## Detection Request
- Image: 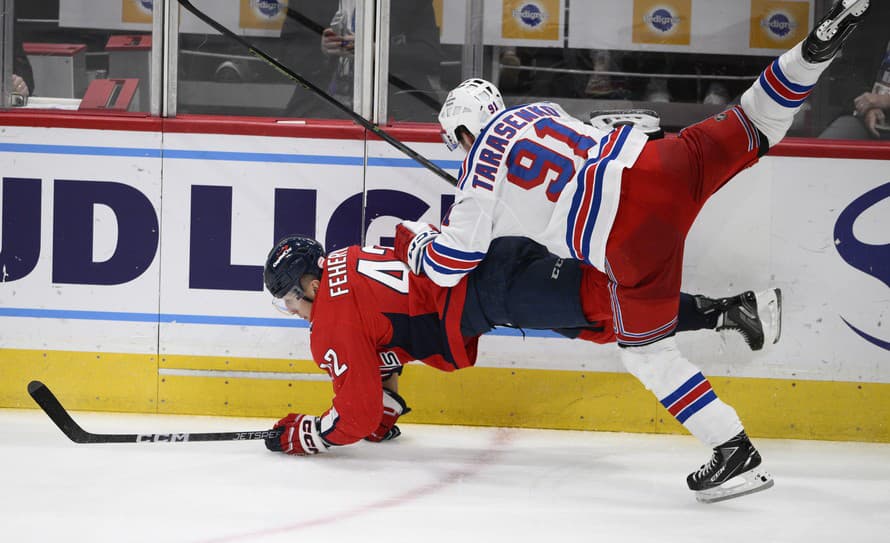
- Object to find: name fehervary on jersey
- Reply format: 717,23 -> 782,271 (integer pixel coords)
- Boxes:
326,248 -> 350,298
470,104 -> 560,191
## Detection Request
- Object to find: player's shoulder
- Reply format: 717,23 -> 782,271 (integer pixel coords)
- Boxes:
353,244 -> 398,261
336,244 -> 408,300
326,244 -> 397,272
493,101 -> 588,134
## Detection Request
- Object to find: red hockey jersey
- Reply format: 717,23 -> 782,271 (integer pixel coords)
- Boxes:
309,245 -> 478,446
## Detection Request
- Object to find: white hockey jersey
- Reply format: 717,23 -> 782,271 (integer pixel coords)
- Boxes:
420,102 -> 649,287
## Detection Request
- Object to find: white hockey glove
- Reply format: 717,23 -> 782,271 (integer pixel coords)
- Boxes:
589,109 -> 663,139
394,220 -> 439,275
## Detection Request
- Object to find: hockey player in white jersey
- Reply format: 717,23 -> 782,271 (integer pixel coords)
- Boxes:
394,1 -> 870,503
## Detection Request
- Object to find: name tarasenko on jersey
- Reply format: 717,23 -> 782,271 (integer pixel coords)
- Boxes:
469,103 -> 561,191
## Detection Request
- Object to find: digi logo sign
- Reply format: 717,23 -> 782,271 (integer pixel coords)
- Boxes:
0,178 -> 453,291
0,178 -> 159,285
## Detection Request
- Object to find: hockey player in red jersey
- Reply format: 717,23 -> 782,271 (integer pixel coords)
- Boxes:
262,237 -> 477,450
262,235 -> 781,454
394,1 -> 870,503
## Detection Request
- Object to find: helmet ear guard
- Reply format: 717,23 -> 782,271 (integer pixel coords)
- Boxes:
440,122 -> 464,152
438,78 -> 505,150
264,236 -> 326,298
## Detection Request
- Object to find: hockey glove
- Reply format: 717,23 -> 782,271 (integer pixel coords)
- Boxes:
394,220 -> 439,275
365,389 -> 411,442
265,413 -> 329,455
589,109 -> 663,139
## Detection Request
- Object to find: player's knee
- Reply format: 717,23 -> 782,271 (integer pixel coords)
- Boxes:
619,337 -> 683,389
740,88 -> 789,149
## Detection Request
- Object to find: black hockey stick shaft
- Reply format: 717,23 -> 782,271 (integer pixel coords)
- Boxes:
27,381 -> 282,444
177,0 -> 458,188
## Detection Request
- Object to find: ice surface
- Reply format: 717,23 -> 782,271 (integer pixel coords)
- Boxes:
1,408 -> 888,543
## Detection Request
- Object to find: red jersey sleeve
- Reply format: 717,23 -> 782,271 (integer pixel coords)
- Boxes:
311,321 -> 385,446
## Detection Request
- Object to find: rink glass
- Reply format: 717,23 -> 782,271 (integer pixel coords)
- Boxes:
1,0 -> 883,138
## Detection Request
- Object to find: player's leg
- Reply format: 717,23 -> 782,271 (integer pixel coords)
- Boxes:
461,237 -> 594,337
602,242 -> 774,501
619,335 -> 773,502
740,0 -> 870,147
643,0 -> 871,205
464,238 -> 782,352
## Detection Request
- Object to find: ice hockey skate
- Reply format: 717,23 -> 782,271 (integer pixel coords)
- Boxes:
712,289 -> 782,351
687,431 -> 774,504
803,0 -> 870,63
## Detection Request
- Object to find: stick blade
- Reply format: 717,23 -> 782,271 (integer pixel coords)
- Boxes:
27,380 -> 98,443
27,380 -> 281,445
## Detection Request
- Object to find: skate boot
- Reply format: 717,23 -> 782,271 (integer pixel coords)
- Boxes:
697,289 -> 782,351
687,431 -> 774,504
803,0 -> 870,63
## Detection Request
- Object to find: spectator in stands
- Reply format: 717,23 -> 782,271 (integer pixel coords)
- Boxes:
12,34 -> 35,99
819,87 -> 890,140
281,0 -> 443,122
818,0 -> 890,140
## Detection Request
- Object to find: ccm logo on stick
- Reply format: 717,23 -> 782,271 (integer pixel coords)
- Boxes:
138,433 -> 189,442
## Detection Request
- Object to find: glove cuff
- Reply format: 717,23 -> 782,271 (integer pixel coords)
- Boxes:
407,230 -> 438,275
382,388 -> 411,416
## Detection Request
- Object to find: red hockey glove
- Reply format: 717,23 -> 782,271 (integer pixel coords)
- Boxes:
265,413 -> 328,455
394,220 -> 439,275
365,389 -> 411,442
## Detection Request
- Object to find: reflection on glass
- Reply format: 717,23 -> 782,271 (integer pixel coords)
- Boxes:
177,1 -> 356,119
278,0 -> 355,119
383,0 -> 444,123
436,0 -> 886,140
2,0 -> 886,140
10,0 -> 153,112
817,1 -> 890,141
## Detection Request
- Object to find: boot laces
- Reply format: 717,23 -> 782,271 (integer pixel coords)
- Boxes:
694,451 -> 722,480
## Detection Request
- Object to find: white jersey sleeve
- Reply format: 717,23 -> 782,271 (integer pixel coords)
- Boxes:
421,190 -> 494,287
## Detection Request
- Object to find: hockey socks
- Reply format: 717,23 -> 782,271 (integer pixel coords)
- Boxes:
741,0 -> 869,146
619,337 -> 744,447
740,42 -> 830,147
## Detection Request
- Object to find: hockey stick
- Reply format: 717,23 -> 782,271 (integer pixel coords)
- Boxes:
27,380 -> 282,444
177,0 -> 458,188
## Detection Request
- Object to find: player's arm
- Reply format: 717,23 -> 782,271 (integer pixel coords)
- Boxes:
266,324 -> 389,455
396,194 -> 493,287
382,372 -> 399,394
366,372 -> 411,442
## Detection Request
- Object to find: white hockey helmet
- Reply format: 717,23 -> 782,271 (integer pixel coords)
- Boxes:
438,78 -> 505,151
